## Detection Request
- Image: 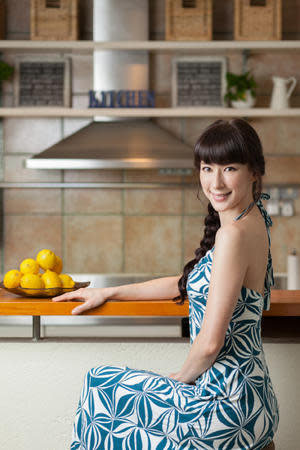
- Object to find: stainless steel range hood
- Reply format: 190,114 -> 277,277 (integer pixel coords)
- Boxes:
26,120 -> 193,169
25,0 -> 193,170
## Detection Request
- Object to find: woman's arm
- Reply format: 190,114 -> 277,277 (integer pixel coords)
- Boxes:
105,275 -> 181,301
169,225 -> 248,384
53,275 -> 181,315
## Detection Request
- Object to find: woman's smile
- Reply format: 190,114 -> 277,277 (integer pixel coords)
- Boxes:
211,192 -> 231,202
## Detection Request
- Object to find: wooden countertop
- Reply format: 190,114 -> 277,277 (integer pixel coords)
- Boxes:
0,289 -> 300,316
0,288 -> 187,316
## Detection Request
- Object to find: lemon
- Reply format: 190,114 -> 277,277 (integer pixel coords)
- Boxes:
36,249 -> 57,271
20,273 -> 45,295
3,269 -> 22,289
20,258 -> 39,275
53,255 -> 63,274
41,270 -> 62,288
59,273 -> 75,289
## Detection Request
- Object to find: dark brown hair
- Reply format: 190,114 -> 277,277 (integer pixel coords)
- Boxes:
174,118 -> 265,304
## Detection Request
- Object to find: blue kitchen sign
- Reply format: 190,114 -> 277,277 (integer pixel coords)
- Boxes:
89,90 -> 155,108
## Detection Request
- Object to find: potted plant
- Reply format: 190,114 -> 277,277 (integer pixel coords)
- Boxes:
0,60 -> 14,105
224,71 -> 257,109
0,60 -> 14,82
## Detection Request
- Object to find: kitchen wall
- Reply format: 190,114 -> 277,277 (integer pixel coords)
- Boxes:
1,0 -> 300,276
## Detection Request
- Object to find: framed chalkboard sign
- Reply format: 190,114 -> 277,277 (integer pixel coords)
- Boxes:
14,56 -> 71,107
172,56 -> 227,107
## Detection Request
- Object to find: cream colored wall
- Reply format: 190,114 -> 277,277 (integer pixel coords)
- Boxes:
0,340 -> 298,450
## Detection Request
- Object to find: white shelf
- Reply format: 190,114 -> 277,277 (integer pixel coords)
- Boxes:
0,182 -> 195,189
0,40 -> 300,53
1,107 -> 300,118
1,40 -> 300,119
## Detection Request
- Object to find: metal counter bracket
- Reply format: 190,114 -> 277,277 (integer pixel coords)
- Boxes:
32,316 -> 41,342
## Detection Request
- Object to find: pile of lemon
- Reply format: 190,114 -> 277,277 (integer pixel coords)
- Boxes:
3,249 -> 75,295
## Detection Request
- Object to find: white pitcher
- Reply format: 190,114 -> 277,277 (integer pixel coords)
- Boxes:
270,76 -> 297,109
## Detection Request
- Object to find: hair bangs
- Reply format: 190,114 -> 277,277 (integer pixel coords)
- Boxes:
194,121 -> 250,169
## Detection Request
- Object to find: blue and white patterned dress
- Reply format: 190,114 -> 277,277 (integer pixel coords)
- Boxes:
71,193 -> 279,450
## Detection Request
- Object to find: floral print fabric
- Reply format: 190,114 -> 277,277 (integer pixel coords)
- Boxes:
71,194 -> 279,449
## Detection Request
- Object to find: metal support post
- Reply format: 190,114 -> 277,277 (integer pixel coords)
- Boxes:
32,316 -> 41,342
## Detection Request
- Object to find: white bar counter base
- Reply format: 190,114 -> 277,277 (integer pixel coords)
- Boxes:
0,339 -> 298,450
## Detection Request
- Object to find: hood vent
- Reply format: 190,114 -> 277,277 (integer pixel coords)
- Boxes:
25,0 -> 193,170
26,120 -> 193,169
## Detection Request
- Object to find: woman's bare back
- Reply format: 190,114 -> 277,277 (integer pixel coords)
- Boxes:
233,203 -> 269,296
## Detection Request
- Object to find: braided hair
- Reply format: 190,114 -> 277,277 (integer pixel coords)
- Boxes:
174,119 -> 265,305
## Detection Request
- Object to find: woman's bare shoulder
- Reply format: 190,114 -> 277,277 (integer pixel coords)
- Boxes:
215,223 -> 247,251
215,211 -> 267,263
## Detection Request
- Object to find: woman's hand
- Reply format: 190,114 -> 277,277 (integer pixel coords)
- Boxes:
168,371 -> 196,385
52,288 -> 107,315
168,372 -> 183,382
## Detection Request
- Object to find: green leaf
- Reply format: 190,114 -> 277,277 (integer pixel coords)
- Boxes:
0,61 -> 14,81
225,70 -> 257,101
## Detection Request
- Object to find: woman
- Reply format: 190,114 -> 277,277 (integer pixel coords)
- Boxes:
54,119 -> 279,449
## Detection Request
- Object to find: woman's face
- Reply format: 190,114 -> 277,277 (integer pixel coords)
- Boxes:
199,161 -> 256,213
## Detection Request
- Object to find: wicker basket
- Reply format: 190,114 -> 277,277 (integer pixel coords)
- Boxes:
234,0 -> 282,41
30,0 -> 79,41
165,0 -> 212,41
0,0 -> 5,40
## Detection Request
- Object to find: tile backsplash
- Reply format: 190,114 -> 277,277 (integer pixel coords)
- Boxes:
1,0 -> 300,276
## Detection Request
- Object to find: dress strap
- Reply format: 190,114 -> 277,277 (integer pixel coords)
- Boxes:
234,200 -> 255,221
255,192 -> 274,311
255,192 -> 273,230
